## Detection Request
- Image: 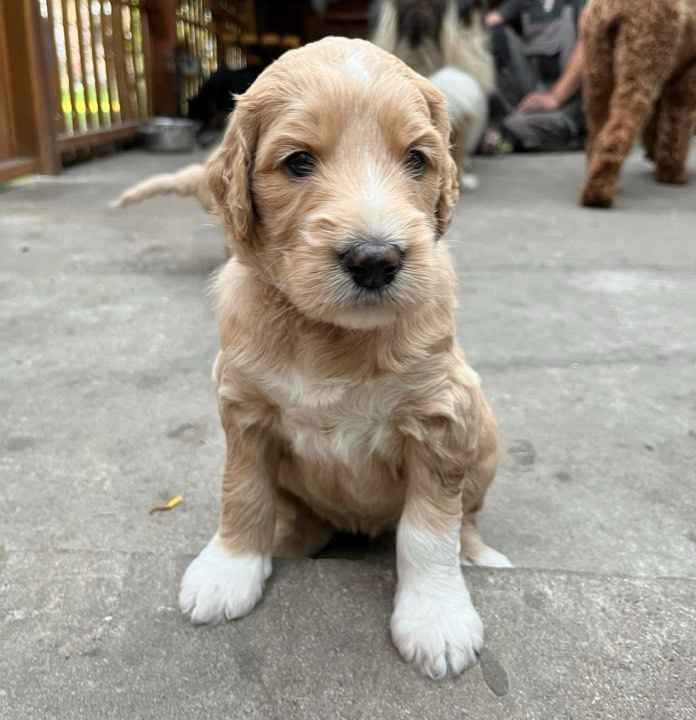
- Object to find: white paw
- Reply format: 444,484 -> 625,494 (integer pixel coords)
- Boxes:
461,545 -> 513,569
391,578 -> 483,679
459,173 -> 480,191
179,537 -> 270,624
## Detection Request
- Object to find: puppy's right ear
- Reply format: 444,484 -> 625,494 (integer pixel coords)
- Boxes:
207,96 -> 257,247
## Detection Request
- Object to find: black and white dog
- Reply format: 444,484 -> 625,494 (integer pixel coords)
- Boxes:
372,0 -> 495,189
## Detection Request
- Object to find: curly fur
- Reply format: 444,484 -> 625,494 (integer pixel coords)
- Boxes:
581,0 -> 696,208
180,37 -> 509,679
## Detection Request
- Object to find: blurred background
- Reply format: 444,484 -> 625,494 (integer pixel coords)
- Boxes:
0,0 -> 371,181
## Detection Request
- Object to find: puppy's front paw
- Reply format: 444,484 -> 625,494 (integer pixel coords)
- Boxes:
179,537 -> 271,624
391,579 -> 483,679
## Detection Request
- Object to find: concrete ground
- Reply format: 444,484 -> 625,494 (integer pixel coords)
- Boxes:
1,147 -> 695,719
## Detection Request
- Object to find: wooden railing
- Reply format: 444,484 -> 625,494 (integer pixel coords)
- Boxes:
0,0 -> 367,181
42,0 -> 152,151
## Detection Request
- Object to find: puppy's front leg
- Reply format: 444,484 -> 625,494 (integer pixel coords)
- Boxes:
180,411 -> 275,624
391,442 -> 483,679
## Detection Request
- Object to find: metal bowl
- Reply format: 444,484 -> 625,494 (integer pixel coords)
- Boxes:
140,117 -> 198,153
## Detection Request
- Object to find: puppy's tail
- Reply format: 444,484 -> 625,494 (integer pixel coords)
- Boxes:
110,163 -> 214,212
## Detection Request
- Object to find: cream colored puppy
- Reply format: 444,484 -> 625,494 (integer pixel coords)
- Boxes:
179,36 -> 510,680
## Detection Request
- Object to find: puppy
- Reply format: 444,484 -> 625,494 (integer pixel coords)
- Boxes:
179,37 -> 510,680
372,0 -> 495,189
581,0 -> 696,208
187,64 -> 264,143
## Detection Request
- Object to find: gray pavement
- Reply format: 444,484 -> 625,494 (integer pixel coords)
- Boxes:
1,147 -> 695,719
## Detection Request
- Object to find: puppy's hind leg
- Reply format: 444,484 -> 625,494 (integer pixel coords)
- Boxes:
653,64 -> 696,186
460,518 -> 512,568
458,421 -> 512,569
272,482 -> 334,558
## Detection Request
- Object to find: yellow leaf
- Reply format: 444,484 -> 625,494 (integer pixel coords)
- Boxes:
149,495 -> 182,514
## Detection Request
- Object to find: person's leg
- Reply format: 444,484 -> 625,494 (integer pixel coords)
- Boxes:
485,26 -> 542,154
502,95 -> 585,152
490,25 -> 539,115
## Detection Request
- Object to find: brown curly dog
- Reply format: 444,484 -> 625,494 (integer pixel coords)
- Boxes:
581,0 -> 696,208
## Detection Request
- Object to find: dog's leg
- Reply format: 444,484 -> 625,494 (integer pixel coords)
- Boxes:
653,64 -> 696,186
458,414 -> 511,568
460,518 -> 512,568
582,61 -> 613,166
581,26 -> 672,208
642,104 -> 662,164
451,119 -> 479,191
272,484 -> 334,558
179,407 -> 276,624
391,441 -> 483,680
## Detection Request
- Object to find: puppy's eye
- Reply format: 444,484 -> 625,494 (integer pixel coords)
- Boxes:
284,151 -> 316,179
405,148 -> 427,178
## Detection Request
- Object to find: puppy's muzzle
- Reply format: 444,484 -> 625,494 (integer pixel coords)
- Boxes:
341,240 -> 403,291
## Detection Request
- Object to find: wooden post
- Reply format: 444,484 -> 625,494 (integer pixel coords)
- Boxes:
141,5 -> 154,116
29,0 -> 61,172
3,0 -> 61,174
100,0 -> 121,124
111,0 -> 134,121
148,0 -> 178,116
59,0 -> 80,131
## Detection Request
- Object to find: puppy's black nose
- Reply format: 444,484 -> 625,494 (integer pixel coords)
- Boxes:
341,241 -> 403,290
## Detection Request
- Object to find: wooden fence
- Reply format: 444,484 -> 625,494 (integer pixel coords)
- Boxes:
43,0 -> 152,150
0,0 -> 370,182
0,0 -> 240,178
0,0 -> 153,179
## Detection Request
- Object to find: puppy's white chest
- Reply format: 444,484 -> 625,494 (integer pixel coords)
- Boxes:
264,371 -> 401,466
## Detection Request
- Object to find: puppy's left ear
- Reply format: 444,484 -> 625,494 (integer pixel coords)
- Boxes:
436,140 -> 460,238
417,79 -> 459,238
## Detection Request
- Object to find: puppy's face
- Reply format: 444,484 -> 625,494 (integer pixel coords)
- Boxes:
209,38 -> 458,329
